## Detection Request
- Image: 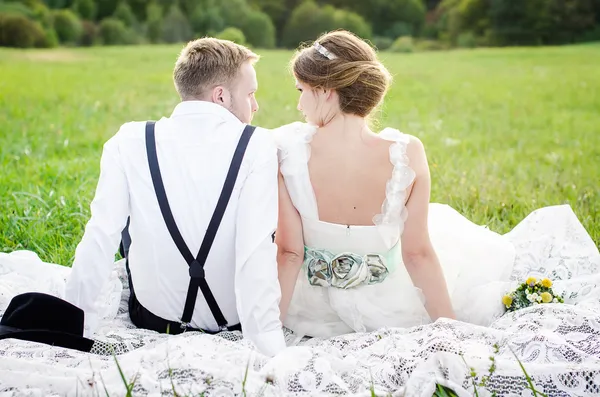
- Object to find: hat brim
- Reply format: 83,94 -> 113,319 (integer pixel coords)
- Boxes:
0,325 -> 94,352
0,324 -> 20,334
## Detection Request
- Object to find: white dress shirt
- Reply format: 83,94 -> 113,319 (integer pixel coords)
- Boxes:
64,101 -> 286,356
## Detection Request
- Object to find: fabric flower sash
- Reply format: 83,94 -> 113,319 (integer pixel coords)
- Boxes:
303,244 -> 400,289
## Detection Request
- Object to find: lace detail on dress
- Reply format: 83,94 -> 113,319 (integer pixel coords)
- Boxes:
372,128 -> 416,234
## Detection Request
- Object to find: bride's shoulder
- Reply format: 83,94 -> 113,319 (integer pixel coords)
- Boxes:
377,127 -> 425,157
269,121 -> 317,151
375,127 -> 429,177
378,127 -> 416,144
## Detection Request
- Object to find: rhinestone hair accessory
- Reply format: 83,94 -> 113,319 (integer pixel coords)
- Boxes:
313,42 -> 337,60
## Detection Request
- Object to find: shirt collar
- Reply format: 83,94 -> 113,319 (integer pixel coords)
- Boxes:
170,100 -> 240,122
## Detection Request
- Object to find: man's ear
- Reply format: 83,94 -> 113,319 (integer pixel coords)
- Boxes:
211,86 -> 225,104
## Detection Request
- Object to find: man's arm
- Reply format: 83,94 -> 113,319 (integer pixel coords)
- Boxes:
234,131 -> 286,357
64,129 -> 130,337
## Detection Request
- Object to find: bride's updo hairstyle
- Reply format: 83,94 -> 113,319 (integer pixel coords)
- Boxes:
291,30 -> 392,118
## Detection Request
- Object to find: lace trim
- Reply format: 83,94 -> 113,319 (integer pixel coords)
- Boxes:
372,128 -> 416,231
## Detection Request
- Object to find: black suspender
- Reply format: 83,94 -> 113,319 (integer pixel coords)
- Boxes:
145,121 -> 255,330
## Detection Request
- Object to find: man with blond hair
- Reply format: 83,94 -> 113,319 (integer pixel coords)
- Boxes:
64,38 -> 286,356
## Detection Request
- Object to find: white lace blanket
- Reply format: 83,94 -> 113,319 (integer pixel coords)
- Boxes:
1,205 -> 600,397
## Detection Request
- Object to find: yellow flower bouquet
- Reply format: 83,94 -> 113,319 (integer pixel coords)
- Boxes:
502,277 -> 564,312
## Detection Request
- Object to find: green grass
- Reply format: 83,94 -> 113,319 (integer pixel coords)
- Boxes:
1,44 -> 599,266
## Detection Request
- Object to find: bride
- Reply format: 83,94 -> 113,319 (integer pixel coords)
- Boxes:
273,30 -> 519,338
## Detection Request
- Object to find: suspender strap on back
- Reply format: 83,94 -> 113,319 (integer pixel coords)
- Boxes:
145,121 -> 256,330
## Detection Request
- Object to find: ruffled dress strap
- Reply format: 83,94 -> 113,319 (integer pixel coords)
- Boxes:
271,122 -> 319,219
372,128 -> 417,246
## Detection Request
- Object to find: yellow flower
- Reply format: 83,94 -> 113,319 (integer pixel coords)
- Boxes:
526,277 -> 537,286
502,295 -> 513,307
541,292 -> 553,303
541,278 -> 553,288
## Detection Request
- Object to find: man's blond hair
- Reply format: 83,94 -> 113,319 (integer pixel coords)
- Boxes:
173,38 -> 259,100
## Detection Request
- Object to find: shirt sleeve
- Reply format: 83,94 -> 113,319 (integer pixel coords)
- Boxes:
234,130 -> 286,357
64,128 -> 130,337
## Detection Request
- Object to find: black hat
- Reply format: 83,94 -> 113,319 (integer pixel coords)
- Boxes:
0,292 -> 94,352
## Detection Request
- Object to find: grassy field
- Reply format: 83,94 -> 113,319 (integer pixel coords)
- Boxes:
1,44 -> 599,266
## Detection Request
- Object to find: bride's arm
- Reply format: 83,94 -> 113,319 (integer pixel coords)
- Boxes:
401,137 -> 456,321
275,171 -> 305,321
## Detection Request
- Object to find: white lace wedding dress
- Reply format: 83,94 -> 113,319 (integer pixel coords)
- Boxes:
1,122 -> 600,396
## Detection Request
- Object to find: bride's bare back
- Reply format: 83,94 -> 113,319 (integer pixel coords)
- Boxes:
308,129 -> 396,226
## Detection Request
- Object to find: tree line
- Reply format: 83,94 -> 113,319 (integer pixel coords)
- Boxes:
1,0 -> 599,50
